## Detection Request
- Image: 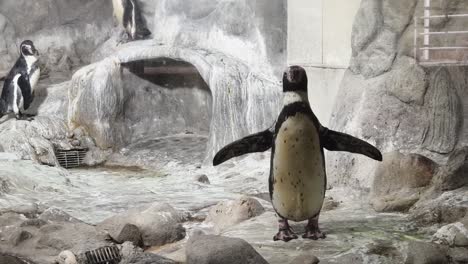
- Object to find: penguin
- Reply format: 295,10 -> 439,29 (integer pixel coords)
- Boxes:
213,66 -> 383,242
112,0 -> 151,41
0,40 -> 40,121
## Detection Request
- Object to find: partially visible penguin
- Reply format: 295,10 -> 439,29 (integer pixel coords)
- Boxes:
0,40 -> 40,121
213,66 -> 382,242
112,0 -> 151,41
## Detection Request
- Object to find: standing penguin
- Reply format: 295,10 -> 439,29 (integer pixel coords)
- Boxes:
112,0 -> 151,41
213,66 -> 382,242
0,40 -> 40,121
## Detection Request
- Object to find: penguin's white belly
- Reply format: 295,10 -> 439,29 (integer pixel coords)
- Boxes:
29,68 -> 40,93
271,113 -> 325,222
112,0 -> 125,25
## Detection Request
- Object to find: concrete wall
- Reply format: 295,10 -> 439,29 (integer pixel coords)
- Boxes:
288,0 -> 361,125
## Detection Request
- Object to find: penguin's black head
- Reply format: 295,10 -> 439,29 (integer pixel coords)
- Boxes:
283,65 -> 308,93
20,40 -> 39,57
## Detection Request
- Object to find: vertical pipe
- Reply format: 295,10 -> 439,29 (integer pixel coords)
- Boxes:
424,0 -> 431,60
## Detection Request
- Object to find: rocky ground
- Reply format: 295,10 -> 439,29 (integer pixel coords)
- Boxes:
0,134 -> 467,264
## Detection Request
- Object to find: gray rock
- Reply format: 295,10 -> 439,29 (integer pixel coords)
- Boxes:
432,147 -> 468,191
98,203 -> 186,247
186,234 -> 268,264
36,222 -> 109,254
0,212 -> 26,227
20,219 -> 47,228
119,241 -> 144,260
370,151 -> 436,212
384,56 -> 428,105
351,0 -> 382,55
318,253 -> 364,264
404,241 -> 449,264
322,196 -> 340,211
56,250 -> 77,264
8,229 -> 33,246
351,28 -> 397,78
290,254 -> 320,264
0,255 -> 29,264
4,203 -> 40,218
39,207 -> 82,224
193,174 -> 210,184
0,13 -> 17,73
432,222 -> 468,247
206,197 -> 265,232
382,0 -> 418,33
0,117 -> 70,166
409,187 -> 468,225
115,224 -> 143,247
449,247 -> 468,264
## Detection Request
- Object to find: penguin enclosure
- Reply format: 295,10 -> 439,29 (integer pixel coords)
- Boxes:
0,0 -> 468,264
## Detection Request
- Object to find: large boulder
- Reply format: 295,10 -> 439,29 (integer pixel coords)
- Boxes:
97,203 -> 187,247
0,208 -> 110,264
0,117 -> 70,166
205,197 -> 265,233
409,187 -> 468,225
432,222 -> 468,247
370,151 -> 437,212
403,241 -> 449,264
186,233 -> 268,264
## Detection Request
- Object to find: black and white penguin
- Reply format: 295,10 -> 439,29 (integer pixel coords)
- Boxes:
0,40 -> 40,121
213,66 -> 383,242
112,0 -> 151,41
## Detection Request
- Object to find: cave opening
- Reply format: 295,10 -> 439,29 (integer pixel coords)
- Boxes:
118,58 -> 213,165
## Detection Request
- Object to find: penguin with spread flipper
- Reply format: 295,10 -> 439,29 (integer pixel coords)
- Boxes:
213,65 -> 382,242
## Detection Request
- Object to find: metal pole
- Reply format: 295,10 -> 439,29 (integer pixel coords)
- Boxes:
424,0 -> 431,61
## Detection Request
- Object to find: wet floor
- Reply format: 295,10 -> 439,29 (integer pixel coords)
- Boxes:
0,134 -> 431,263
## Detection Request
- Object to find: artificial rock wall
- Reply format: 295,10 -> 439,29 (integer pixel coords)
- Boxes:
68,0 -> 287,161
0,0 -> 287,164
327,0 -> 468,190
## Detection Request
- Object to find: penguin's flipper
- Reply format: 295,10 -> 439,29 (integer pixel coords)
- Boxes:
320,127 -> 382,161
18,74 -> 32,110
213,127 -> 274,166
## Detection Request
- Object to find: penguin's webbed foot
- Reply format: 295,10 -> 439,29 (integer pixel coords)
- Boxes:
273,218 -> 298,242
15,114 -> 34,121
273,228 -> 298,242
302,216 -> 326,240
302,229 -> 326,240
117,31 -> 130,45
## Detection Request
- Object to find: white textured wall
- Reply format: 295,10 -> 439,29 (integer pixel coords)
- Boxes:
288,0 -> 361,125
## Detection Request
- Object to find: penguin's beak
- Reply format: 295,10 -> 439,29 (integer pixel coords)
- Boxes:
34,49 -> 39,56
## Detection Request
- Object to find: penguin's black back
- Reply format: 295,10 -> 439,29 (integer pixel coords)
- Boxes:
1,57 -> 27,99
